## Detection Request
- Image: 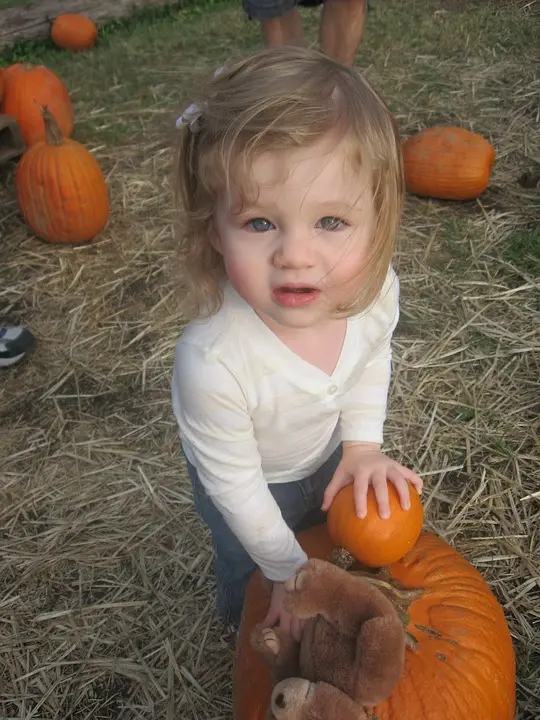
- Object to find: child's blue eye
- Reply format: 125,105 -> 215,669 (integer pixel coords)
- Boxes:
318,216 -> 348,231
247,218 -> 275,232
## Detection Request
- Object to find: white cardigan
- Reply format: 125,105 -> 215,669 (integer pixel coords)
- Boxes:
172,268 -> 399,581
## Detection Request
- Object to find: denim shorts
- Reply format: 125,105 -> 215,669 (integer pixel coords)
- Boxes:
243,0 -> 323,21
185,446 -> 342,628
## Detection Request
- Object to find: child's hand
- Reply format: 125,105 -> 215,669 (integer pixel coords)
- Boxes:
262,581 -> 305,641
322,442 -> 423,520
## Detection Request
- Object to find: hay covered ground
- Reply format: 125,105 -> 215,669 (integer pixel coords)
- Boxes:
0,0 -> 539,717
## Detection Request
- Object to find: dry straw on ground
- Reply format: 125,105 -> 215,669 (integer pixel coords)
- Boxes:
0,0 -> 539,718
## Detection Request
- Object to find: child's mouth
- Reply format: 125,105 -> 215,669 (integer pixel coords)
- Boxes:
272,286 -> 320,307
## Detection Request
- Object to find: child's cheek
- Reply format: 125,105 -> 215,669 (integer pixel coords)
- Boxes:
222,253 -> 255,301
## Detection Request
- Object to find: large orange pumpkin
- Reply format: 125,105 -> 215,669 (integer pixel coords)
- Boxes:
16,108 -> 109,244
3,63 -> 25,83
234,524 -> 515,720
2,64 -> 73,145
403,126 -> 496,201
327,482 -> 424,567
51,14 -> 97,52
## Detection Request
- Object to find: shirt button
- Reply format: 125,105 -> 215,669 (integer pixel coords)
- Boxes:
327,384 -> 338,395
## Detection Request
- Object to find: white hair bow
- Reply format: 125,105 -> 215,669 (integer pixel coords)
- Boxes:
176,66 -> 226,133
176,102 -> 203,132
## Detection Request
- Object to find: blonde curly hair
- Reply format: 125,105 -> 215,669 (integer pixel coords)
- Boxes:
174,46 -> 404,318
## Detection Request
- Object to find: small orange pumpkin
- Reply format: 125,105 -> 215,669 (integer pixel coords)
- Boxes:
234,524 -> 516,720
2,64 -> 73,145
16,108 -> 109,244
327,482 -> 424,567
403,126 -> 496,201
51,14 -> 97,52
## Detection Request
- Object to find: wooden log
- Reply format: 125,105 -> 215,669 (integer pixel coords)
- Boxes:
0,0 -> 180,50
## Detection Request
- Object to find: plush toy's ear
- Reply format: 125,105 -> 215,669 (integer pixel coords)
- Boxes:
353,610 -> 405,706
271,679 -> 368,720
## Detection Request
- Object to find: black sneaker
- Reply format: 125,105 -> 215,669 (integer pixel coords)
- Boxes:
0,327 -> 35,367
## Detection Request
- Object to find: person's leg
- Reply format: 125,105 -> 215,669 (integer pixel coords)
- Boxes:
187,458 -> 257,629
0,326 -> 35,368
243,0 -> 304,48
261,9 -> 304,47
319,0 -> 367,66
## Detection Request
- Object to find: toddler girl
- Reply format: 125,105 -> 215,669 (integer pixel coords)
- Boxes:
171,47 -> 422,639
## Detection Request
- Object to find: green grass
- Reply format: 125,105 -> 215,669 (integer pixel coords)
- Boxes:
0,0 -> 34,8
504,226 -> 540,275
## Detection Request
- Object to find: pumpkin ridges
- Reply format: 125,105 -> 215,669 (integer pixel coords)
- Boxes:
22,145 -> 53,239
75,141 -> 106,235
378,654 -> 464,720
403,125 -> 495,201
44,145 -> 61,239
388,532 -> 515,719
54,144 -> 108,240
53,144 -> 72,239
16,109 -> 109,244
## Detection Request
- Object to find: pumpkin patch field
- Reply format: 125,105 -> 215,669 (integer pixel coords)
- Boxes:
0,1 -> 538,719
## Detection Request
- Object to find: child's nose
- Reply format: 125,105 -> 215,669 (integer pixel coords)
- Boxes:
273,230 -> 314,269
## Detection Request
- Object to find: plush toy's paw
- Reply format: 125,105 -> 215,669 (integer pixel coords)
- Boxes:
251,625 -> 281,659
251,624 -> 301,680
271,678 -> 314,718
271,679 -> 368,720
283,559 -> 333,619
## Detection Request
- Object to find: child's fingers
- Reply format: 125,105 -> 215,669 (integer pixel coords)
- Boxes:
353,472 -> 370,518
278,611 -> 293,637
402,466 -> 423,494
262,604 -> 279,629
291,616 -> 305,642
321,463 -> 350,511
262,584 -> 284,628
371,470 -> 390,519
387,468 -> 410,510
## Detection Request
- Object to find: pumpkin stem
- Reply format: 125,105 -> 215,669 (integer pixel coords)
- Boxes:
42,106 -> 64,146
330,547 -> 355,570
349,574 -> 424,605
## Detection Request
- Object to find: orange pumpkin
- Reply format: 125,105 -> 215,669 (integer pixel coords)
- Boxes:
234,524 -> 516,720
51,14 -> 97,52
0,67 -> 4,102
327,482 -> 424,567
403,126 -> 496,201
16,108 -> 109,244
3,63 -> 25,83
2,64 -> 73,145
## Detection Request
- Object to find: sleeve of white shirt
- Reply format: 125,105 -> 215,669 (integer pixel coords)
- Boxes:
172,342 -> 308,582
339,270 -> 400,445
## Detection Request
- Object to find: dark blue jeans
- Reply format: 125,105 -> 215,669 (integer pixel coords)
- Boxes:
185,446 -> 342,629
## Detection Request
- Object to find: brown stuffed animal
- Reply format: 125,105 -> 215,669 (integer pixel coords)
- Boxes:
251,558 -> 405,719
